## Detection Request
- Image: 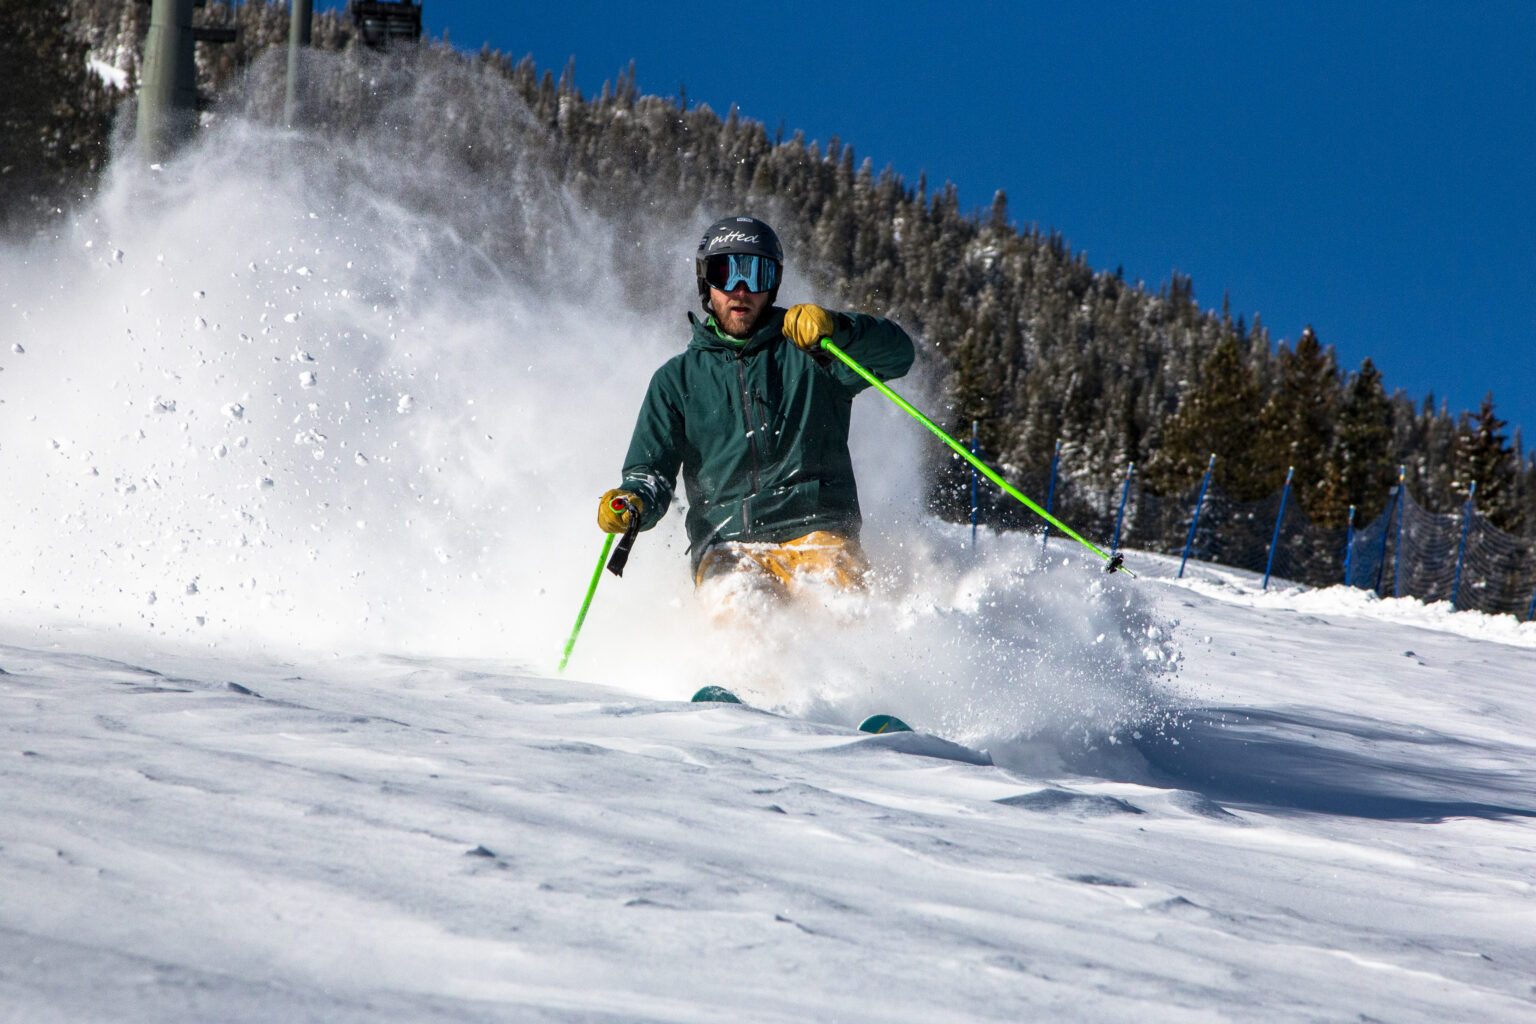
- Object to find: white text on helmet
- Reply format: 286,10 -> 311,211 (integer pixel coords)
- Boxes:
708,231 -> 762,251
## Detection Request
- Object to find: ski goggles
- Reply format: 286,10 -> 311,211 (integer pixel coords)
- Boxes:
703,252 -> 780,293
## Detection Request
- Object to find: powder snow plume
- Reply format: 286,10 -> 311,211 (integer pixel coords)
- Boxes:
0,51 -> 1178,748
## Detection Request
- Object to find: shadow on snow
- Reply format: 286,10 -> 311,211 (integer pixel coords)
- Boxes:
1122,707 -> 1536,822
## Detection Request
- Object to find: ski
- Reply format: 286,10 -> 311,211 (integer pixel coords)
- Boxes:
857,714 -> 913,734
690,686 -> 911,734
690,685 -> 742,704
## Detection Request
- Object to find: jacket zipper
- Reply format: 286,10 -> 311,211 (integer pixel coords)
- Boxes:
736,354 -> 763,537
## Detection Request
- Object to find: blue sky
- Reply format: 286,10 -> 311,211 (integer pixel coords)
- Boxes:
423,1 -> 1536,452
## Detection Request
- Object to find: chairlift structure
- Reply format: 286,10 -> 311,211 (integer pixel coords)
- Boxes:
136,0 -> 238,158
352,0 -> 423,49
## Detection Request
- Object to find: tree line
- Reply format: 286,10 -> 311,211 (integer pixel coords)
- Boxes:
8,0 -> 1534,540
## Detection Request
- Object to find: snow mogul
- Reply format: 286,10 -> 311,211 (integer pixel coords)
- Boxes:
597,215 -> 914,611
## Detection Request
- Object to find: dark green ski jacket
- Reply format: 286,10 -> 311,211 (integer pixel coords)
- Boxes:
619,307 -> 914,570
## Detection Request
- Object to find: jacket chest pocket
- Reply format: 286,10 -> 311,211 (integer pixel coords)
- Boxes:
748,389 -> 790,454
748,360 -> 801,456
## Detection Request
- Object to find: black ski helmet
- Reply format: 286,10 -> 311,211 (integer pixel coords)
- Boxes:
695,215 -> 783,312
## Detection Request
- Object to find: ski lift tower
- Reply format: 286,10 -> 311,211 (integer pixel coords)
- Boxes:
285,0 -> 312,127
352,0 -> 424,49
136,0 -> 238,159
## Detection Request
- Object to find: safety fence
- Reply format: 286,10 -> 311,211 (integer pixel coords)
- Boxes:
959,440 -> 1536,620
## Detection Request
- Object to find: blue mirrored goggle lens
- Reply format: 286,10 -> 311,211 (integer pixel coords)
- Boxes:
705,253 -> 779,293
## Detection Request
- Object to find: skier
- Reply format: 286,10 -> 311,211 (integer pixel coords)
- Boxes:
598,215 -> 915,611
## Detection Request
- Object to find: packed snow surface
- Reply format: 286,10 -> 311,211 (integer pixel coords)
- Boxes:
2,56 -> 1533,1021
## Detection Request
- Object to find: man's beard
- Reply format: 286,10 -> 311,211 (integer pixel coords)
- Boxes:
717,305 -> 767,339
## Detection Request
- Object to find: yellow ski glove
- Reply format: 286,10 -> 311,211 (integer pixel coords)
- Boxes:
782,304 -> 834,351
597,489 -> 642,534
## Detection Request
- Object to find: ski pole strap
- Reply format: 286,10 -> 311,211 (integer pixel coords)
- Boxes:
819,338 -> 1130,575
606,500 -> 642,577
558,531 -> 617,674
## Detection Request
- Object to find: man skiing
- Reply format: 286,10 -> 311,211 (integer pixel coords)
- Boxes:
598,215 -> 914,609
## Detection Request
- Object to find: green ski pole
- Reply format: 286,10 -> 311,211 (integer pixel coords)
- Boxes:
558,532 -> 615,674
558,497 -> 641,673
819,338 -> 1131,576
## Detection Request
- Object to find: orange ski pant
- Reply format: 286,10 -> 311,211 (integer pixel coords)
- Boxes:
694,531 -> 869,599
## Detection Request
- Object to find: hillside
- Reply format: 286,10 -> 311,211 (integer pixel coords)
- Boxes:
4,2 -> 1534,579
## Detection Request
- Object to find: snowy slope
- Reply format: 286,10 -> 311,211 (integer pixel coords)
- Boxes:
3,62 -> 1534,1020
2,555 -> 1533,1022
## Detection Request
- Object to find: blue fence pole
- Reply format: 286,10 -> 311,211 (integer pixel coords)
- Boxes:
1111,462 -> 1134,554
969,420 -> 979,550
1179,454 -> 1216,580
1374,468 -> 1405,596
1372,493 -> 1390,594
1040,440 -> 1062,554
1528,588 -> 1536,623
1263,466 -> 1294,590
1451,481 -> 1476,610
1391,466 -> 1408,599
1344,505 -> 1356,586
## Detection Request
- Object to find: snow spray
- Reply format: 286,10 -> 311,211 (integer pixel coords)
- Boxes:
0,49 -> 1180,759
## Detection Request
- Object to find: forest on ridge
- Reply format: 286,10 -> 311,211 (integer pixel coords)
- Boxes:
6,0 -> 1534,557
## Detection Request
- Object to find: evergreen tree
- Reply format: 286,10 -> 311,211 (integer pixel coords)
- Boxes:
1143,337 -> 1267,498
0,0 -> 119,234
1412,397 -> 1459,512
1454,395 -> 1524,533
1258,325 -> 1340,518
1313,358 -> 1396,527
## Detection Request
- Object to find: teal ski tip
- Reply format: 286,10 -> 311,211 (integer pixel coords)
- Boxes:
691,685 -> 742,704
858,714 -> 913,734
